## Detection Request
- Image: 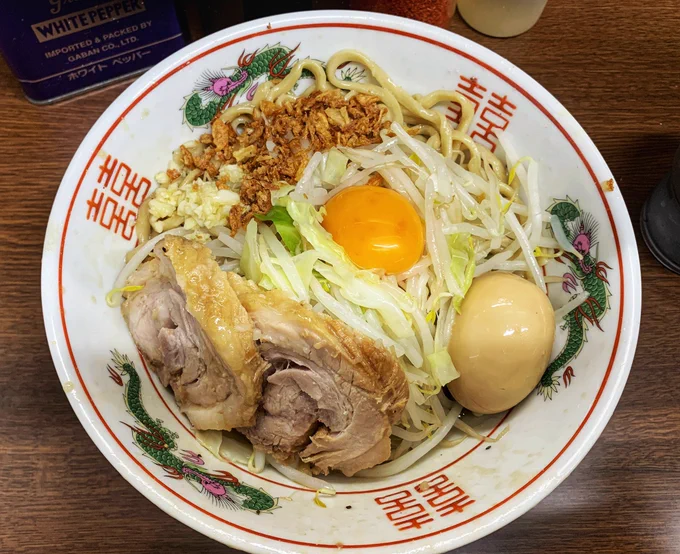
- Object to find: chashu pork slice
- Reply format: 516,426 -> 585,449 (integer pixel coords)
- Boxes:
228,272 -> 409,477
121,236 -> 268,430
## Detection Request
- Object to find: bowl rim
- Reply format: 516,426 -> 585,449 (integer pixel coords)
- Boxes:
41,9 -> 642,553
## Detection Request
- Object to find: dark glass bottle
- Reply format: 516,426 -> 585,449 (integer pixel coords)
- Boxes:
641,145 -> 680,274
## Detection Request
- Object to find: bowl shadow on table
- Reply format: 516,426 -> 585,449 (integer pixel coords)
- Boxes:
460,455 -> 670,554
605,132 -> 680,231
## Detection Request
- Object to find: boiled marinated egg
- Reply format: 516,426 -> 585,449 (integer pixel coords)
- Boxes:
321,186 -> 424,274
447,272 -> 555,414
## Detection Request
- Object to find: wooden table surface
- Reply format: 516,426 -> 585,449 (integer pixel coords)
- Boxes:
2,1 -> 679,552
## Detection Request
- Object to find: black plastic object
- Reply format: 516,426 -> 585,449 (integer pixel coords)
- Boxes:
641,145 -> 680,274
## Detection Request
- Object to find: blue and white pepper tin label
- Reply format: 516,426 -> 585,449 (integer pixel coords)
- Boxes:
0,0 -> 186,103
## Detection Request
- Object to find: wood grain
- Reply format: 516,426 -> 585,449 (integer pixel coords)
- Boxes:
1,1 -> 679,552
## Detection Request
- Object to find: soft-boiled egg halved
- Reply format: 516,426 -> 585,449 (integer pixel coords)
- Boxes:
321,185 -> 424,274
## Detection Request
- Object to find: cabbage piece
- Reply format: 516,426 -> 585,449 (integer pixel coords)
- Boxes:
310,278 -> 403,355
448,233 -> 476,312
312,270 -> 332,293
314,263 -> 415,340
287,201 -> 412,304
270,184 -> 295,206
259,224 -> 308,302
255,206 -> 302,254
286,199 -> 420,363
427,350 -> 460,387
286,200 -> 350,267
293,251 -> 320,289
322,147 -> 349,186
240,219 -> 262,283
258,234 -> 296,297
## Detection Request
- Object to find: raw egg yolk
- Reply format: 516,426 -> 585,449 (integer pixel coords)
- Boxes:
322,186 -> 424,274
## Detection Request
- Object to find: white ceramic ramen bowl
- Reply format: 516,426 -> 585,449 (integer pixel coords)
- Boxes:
41,10 -> 641,553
